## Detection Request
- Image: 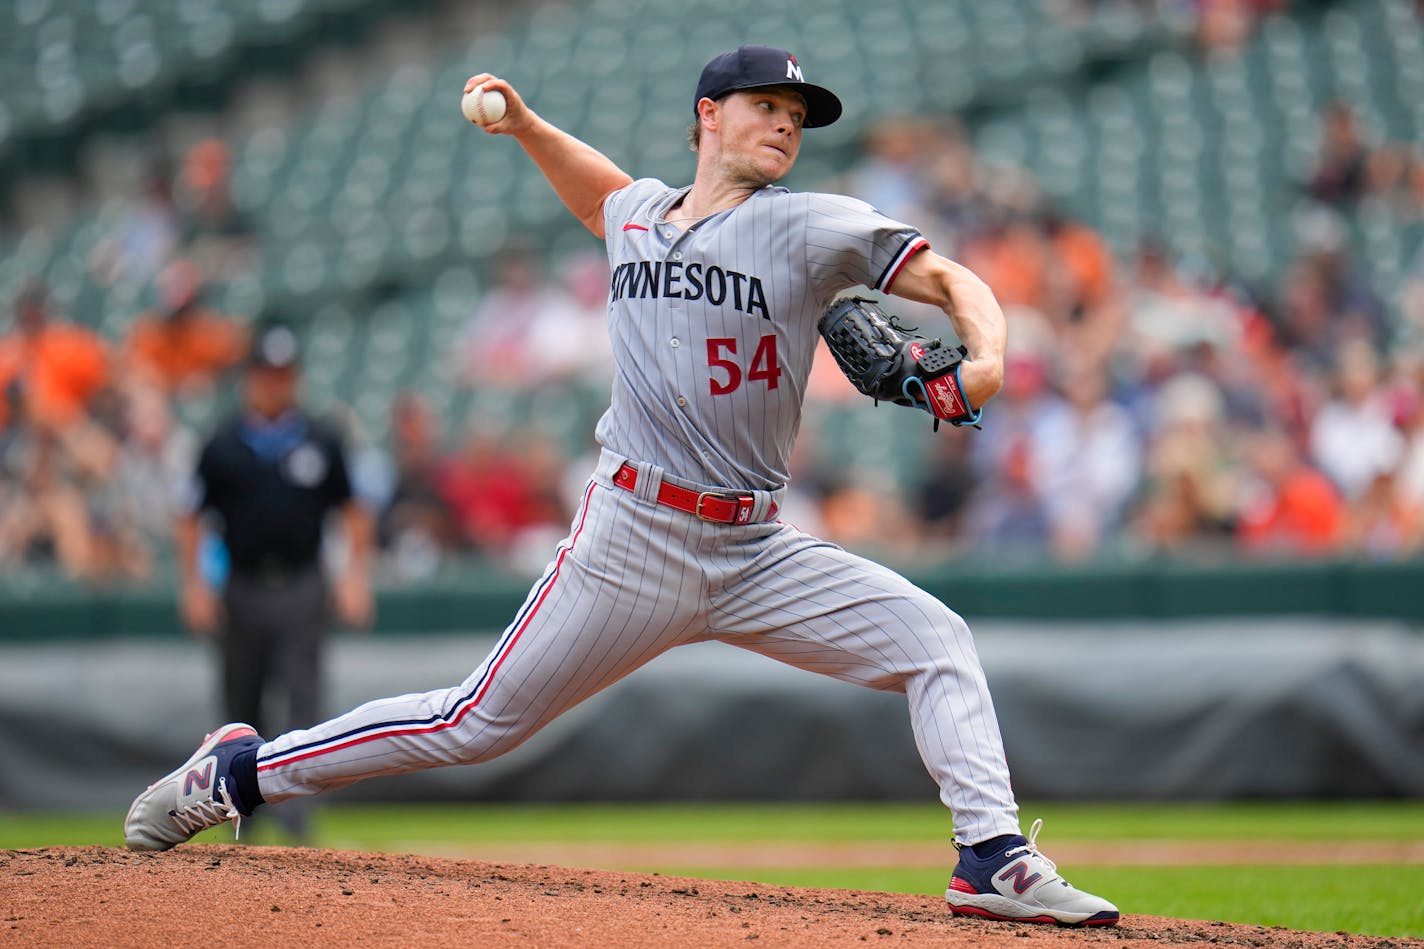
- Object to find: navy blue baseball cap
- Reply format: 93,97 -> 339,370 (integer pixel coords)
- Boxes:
694,45 -> 842,128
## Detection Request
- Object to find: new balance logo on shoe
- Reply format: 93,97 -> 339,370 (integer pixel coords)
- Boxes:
998,860 -> 1043,895
183,761 -> 214,796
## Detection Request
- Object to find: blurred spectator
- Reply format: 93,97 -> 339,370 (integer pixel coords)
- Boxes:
124,258 -> 249,395
1195,0 -> 1281,55
1307,102 -> 1371,206
0,284 -> 140,583
175,138 -> 257,280
455,242 -> 575,388
438,422 -> 521,550
0,391 -> 145,583
1124,238 -> 1241,357
965,433 -> 1052,557
1130,374 -> 1239,555
1305,100 -> 1417,210
525,251 -> 615,388
506,432 -> 578,574
1032,363 -> 1141,561
437,422 -> 571,558
1395,364 -> 1424,524
378,391 -> 460,579
1236,425 -> 1343,556
1309,340 -> 1405,502
68,389 -> 157,583
1041,207 -> 1123,363
970,311 -> 1059,483
847,117 -> 937,225
1342,469 -> 1420,558
962,324 -> 1060,557
89,162 -> 181,289
1273,209 -> 1388,367
958,211 -> 1051,318
816,466 -> 918,563
111,381 -> 198,551
913,426 -> 980,559
0,422 -> 93,578
779,424 -> 835,537
920,119 -> 983,252
0,282 -> 112,434
1401,242 -> 1424,345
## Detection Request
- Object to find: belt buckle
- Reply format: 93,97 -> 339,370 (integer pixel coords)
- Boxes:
695,491 -> 752,523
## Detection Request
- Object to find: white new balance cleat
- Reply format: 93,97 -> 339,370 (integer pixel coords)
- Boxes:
946,819 -> 1120,927
124,723 -> 264,851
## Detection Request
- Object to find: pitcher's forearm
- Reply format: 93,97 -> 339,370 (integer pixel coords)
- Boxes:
464,72 -> 632,237
942,263 -> 1007,402
891,251 -> 1007,407
512,116 -> 633,236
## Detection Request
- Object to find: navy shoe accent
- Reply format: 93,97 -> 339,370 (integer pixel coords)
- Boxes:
229,745 -> 265,813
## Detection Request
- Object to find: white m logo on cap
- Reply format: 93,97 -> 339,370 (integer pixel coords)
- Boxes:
786,59 -> 803,81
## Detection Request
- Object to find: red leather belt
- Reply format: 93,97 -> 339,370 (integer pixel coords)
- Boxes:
613,462 -> 775,525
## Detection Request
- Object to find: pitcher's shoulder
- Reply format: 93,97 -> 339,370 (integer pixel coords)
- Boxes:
605,178 -> 683,232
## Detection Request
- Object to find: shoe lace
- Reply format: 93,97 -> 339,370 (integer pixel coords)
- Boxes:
1005,817 -> 1057,874
169,776 -> 244,839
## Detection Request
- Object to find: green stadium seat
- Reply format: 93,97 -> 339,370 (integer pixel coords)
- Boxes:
3,0 -> 1419,487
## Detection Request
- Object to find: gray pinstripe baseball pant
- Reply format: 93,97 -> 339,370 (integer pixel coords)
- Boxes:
254,449 -> 1021,845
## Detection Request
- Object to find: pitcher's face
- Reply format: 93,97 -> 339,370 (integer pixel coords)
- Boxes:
709,87 -> 806,186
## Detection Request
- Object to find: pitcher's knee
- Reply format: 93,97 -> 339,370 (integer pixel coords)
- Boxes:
906,609 -> 979,671
442,711 -> 546,766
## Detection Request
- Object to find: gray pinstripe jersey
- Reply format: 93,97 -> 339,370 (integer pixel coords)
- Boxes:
596,178 -> 929,491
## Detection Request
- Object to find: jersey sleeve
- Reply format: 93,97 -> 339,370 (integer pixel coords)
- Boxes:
803,193 -> 929,300
601,177 -> 672,237
315,423 -> 355,507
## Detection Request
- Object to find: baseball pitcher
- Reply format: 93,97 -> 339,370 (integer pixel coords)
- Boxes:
126,44 -> 1118,927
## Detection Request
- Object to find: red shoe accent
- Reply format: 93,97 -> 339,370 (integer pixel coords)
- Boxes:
203,726 -> 258,743
948,903 -> 1120,928
948,877 -> 979,894
947,904 -> 1057,925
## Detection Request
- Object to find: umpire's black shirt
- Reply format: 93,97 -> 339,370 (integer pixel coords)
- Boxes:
191,410 -> 353,573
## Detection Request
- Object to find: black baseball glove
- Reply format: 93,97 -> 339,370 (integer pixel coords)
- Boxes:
818,296 -> 982,430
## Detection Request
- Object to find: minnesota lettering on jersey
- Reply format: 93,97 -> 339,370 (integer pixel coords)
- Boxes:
609,260 -> 770,320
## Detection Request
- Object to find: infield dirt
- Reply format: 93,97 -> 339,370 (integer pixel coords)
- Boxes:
4,845 -> 1419,948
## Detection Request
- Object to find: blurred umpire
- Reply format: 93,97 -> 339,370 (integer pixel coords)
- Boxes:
176,323 -> 374,840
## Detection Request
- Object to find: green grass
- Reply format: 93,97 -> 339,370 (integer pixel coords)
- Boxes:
5,801 -> 1422,937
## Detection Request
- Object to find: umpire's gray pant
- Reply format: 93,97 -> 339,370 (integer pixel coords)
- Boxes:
222,562 -> 328,838
222,563 -> 329,735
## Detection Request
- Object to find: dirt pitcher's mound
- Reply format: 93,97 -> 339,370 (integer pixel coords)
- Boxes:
3,846 -> 1416,948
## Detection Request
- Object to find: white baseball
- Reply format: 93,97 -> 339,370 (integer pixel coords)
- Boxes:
461,86 -> 506,127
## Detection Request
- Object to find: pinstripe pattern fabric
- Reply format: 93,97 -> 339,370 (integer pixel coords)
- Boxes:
596,179 -> 927,491
256,451 -> 1020,843
251,176 -> 1023,846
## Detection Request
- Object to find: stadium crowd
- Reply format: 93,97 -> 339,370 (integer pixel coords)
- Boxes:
3,102 -> 1424,586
